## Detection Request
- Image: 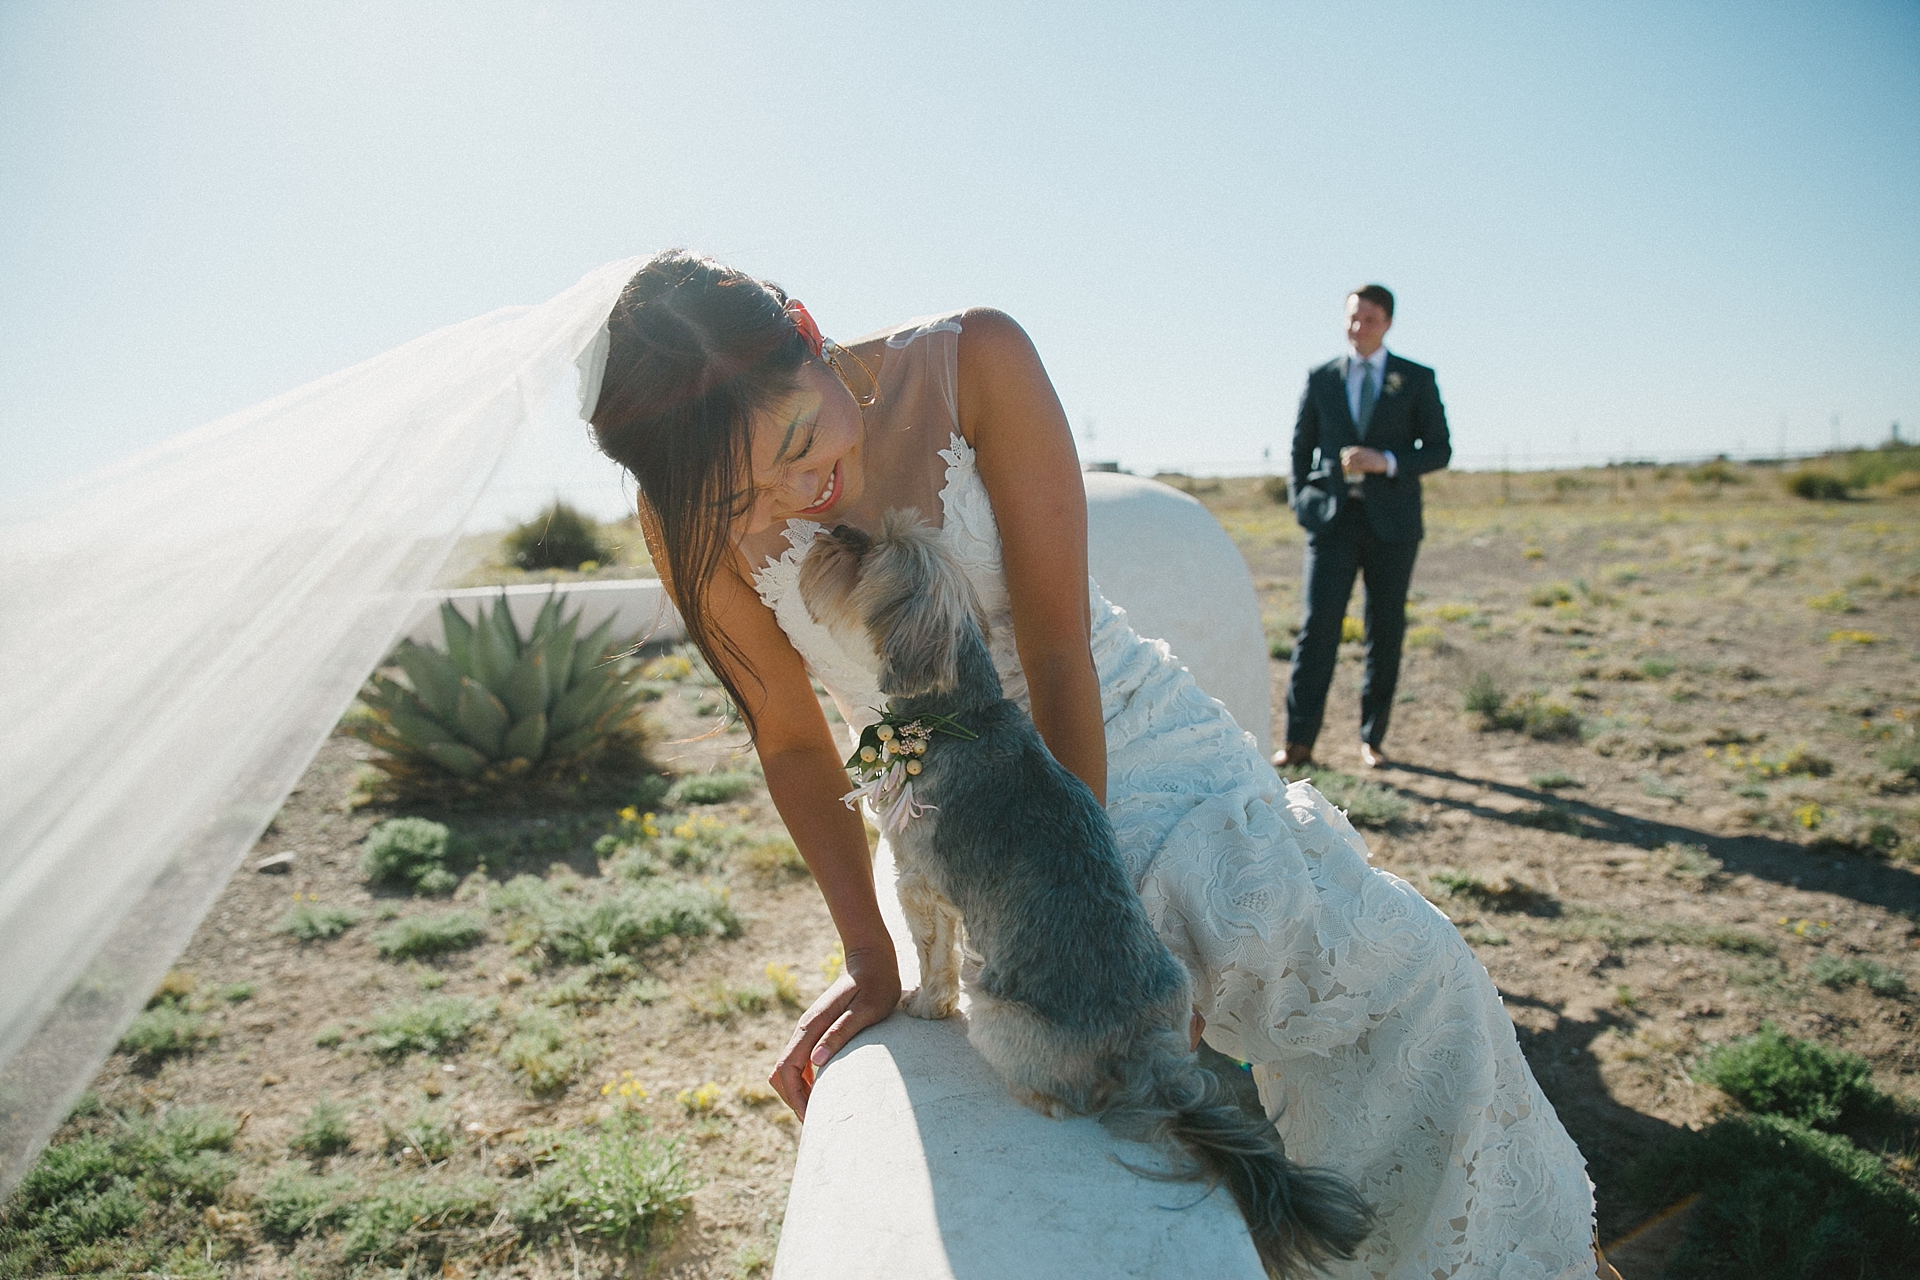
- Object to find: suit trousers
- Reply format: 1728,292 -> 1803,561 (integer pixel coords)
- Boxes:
1285,502 -> 1421,749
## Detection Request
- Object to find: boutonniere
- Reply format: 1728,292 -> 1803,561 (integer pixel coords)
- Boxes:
1384,371 -> 1405,396
841,711 -> 978,832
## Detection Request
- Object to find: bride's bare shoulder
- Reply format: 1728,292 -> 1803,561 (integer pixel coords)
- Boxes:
954,308 -> 1047,393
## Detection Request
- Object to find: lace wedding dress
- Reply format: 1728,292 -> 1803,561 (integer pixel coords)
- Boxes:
746,316 -> 1599,1280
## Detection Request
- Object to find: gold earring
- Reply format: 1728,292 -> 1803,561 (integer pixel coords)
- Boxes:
821,339 -> 879,409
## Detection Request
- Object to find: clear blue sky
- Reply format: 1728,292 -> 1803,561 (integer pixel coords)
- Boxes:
4,1 -> 1916,519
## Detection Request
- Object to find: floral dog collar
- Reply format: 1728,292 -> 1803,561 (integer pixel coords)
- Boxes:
840,711 -> 976,834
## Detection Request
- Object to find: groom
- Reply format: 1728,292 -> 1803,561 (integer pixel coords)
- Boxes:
1277,285 -> 1450,770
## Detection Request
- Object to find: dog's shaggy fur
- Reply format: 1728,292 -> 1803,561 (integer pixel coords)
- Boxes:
800,512 -> 1374,1278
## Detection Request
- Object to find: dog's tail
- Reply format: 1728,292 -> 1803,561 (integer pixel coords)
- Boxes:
1104,1056 -> 1375,1278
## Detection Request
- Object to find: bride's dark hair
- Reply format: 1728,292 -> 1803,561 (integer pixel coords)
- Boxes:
589,250 -> 809,737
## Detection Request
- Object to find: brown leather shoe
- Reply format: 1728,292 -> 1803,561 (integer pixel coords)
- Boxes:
1272,743 -> 1315,771
1358,742 -> 1388,769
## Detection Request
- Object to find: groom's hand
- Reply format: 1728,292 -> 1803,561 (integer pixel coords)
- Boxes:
1340,445 -> 1391,475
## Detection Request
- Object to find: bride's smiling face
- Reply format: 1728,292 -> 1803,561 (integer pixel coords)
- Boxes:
737,360 -> 866,537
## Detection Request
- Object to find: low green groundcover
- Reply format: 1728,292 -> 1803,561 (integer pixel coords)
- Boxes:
1628,1113 -> 1920,1279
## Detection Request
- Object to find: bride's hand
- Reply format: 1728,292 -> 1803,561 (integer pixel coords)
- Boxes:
769,943 -> 901,1119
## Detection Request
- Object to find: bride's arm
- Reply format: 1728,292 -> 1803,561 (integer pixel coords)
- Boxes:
956,309 -> 1106,805
659,545 -> 901,1118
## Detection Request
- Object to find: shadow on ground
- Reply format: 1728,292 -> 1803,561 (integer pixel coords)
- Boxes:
1387,763 -> 1920,917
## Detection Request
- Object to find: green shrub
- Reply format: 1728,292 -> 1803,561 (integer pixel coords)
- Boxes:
345,593 -> 653,804
1513,694 -> 1582,741
1808,956 -> 1907,997
360,817 -> 460,894
1545,908 -> 1774,956
1514,801 -> 1582,833
382,1105 -> 457,1163
289,1098 -> 353,1158
504,500 -> 610,571
1806,588 -> 1857,613
514,1117 -> 695,1252
1306,769 -> 1411,829
254,1168 -> 497,1265
1528,770 -> 1578,790
1811,813 -> 1905,857
1688,457 -> 1745,486
740,834 -> 809,880
502,1009 -> 597,1097
1528,581 -> 1574,607
1404,624 -> 1444,650
638,812 -> 753,872
684,979 -> 772,1023
1472,682 -> 1582,740
364,996 -> 488,1060
1784,469 -> 1851,501
1428,869 -> 1545,912
1625,1114 -> 1920,1279
334,1175 -> 497,1264
276,902 -> 364,941
1640,772 -> 1687,800
0,1108 -> 240,1277
493,876 -> 738,965
254,1167 -> 356,1240
1879,737 -> 1920,782
118,1002 -> 212,1060
627,771 -> 671,810
372,910 -> 486,959
1651,843 -> 1723,885
1843,442 -> 1920,490
668,772 -> 758,806
1463,672 -> 1505,720
1693,1023 -> 1880,1128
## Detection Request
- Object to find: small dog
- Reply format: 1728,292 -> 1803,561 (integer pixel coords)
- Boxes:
799,512 -> 1373,1279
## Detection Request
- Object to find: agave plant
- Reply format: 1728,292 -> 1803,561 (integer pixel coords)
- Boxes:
349,594 -> 651,795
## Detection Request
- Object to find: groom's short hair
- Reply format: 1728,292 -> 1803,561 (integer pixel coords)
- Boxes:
1349,284 -> 1395,319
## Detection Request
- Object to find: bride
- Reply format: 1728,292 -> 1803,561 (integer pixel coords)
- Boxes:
586,251 -> 1608,1279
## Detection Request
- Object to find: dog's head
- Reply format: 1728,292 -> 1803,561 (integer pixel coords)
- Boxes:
798,509 -> 991,700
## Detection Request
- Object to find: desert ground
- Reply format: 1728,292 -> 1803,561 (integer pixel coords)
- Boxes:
6,455 -> 1917,1278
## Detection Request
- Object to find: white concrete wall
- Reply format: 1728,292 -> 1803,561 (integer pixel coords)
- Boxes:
1084,472 -> 1273,757
401,578 -> 683,649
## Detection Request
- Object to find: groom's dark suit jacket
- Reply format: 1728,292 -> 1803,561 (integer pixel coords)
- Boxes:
1289,354 -> 1451,543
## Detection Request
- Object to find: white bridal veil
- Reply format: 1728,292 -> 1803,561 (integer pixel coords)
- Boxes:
0,257 -> 643,1194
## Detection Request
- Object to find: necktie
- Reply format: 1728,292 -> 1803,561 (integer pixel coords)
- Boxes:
1356,361 -> 1377,438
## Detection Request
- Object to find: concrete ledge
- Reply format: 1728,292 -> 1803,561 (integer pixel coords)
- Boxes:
402,579 -> 683,649
1084,472 -> 1272,758
772,842 -> 1266,1280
